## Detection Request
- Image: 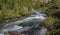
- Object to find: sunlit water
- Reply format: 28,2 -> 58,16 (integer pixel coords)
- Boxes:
0,9 -> 47,35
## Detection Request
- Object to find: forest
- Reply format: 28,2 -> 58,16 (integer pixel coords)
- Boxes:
0,0 -> 60,35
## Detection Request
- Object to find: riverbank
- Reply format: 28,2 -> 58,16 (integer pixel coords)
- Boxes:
0,14 -> 31,23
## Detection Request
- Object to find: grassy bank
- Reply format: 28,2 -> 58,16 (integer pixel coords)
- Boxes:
0,0 -> 60,35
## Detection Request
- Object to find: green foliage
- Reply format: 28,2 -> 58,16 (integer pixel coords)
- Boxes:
33,1 -> 41,9
0,0 -> 60,35
54,0 -> 60,7
47,29 -> 60,35
42,16 -> 58,30
0,0 -> 32,20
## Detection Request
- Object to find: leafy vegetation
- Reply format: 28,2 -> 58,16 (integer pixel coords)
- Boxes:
47,29 -> 60,35
0,0 -> 60,35
0,0 -> 32,20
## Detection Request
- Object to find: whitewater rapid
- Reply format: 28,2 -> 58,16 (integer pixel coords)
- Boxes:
0,9 -> 47,35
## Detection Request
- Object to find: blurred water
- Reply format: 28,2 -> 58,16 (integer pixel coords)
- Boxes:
0,9 -> 47,35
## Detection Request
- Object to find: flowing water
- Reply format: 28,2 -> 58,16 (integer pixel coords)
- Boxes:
0,9 -> 47,35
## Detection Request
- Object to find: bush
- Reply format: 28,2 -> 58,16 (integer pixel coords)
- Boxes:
47,29 -> 60,35
42,16 -> 57,30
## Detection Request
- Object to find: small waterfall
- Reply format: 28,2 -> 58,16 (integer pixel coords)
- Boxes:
0,9 -> 47,35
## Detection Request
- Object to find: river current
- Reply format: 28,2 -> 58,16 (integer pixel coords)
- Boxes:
0,9 -> 47,35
